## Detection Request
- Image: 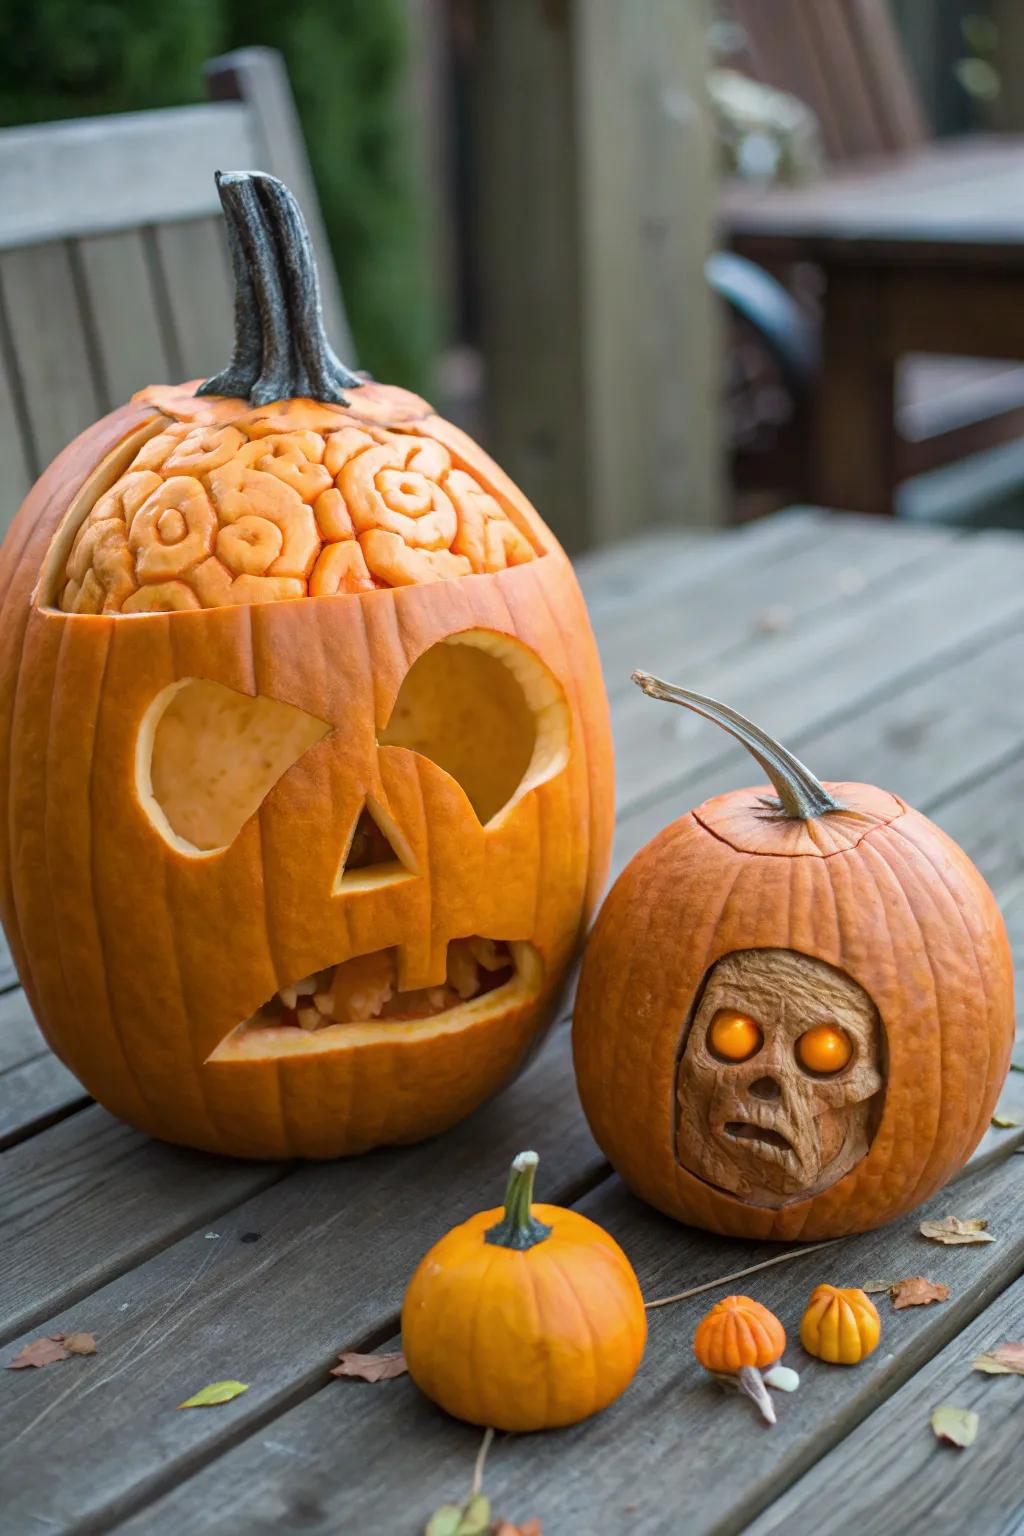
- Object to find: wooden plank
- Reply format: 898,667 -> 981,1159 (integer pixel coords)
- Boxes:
610,531 -> 1024,817
0,1109 -> 288,1344
0,1054 -> 86,1149
476,0 -> 721,550
849,0 -> 928,149
0,988 -> 43,1076
0,1032 -> 605,1532
75,230 -> 174,408
0,287 -> 34,519
748,1271 -> 1024,1535
0,241 -> 105,473
598,511 -> 953,701
0,105 -> 256,249
150,217 -> 235,385
112,1133 -> 1024,1535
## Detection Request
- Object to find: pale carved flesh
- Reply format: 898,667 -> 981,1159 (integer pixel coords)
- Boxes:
56,417 -> 539,614
677,949 -> 885,1208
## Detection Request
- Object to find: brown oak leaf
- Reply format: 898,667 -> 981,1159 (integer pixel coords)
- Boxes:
330,1350 -> 407,1382
7,1337 -> 71,1370
920,1216 -> 994,1245
891,1277 -> 950,1310
972,1341 -> 1024,1376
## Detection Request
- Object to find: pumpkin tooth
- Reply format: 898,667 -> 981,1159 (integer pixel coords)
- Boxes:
296,1006 -> 320,1031
313,992 -> 334,1017
293,974 -> 318,997
278,985 -> 299,1010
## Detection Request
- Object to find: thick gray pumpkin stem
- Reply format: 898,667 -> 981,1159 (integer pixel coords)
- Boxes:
631,672 -> 844,821
198,170 -> 362,407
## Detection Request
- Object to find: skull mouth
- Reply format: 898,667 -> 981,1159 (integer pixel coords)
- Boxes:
723,1120 -> 794,1154
207,937 -> 543,1060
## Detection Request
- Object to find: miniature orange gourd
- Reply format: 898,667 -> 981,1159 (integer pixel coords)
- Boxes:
573,677 -> 1015,1241
693,1295 -> 786,1423
402,1151 -> 647,1432
0,172 -> 613,1160
800,1284 -> 881,1365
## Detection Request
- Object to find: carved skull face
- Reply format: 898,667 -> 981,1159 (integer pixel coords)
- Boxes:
676,949 -> 885,1207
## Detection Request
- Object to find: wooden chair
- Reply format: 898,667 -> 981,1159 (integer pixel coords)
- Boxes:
721,0 -> 1024,513
0,47 -> 354,530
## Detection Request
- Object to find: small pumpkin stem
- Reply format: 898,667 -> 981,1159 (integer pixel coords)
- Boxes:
631,672 -> 844,821
198,171 -> 363,407
738,1365 -> 777,1425
484,1150 -> 553,1251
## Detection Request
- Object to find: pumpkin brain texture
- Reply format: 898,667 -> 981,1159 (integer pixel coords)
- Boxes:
0,172 -> 613,1159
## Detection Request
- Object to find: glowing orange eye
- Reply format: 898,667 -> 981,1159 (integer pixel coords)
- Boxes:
797,1024 -> 853,1074
709,1010 -> 763,1062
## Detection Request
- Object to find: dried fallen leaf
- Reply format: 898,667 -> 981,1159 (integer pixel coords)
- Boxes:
7,1337 -> 72,1370
330,1350 -> 407,1383
891,1277 -> 950,1310
931,1404 -> 979,1448
861,1280 -> 897,1295
991,1114 -> 1021,1129
920,1217 -> 994,1246
425,1494 -> 491,1536
57,1332 -> 97,1357
494,1522 -> 542,1536
177,1380 -> 250,1409
971,1341 -> 1024,1376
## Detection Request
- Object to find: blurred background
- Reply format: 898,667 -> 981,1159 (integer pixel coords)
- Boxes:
4,0 -> 1024,552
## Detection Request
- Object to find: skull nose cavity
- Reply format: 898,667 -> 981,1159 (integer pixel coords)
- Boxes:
748,1076 -> 781,1102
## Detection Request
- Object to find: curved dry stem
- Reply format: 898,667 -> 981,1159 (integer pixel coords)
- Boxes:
631,672 -> 844,821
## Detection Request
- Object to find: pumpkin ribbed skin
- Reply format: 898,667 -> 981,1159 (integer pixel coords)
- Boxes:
693,1295 -> 785,1373
0,383 -> 613,1159
573,779 -> 1014,1240
402,1200 -> 647,1431
800,1284 -> 881,1365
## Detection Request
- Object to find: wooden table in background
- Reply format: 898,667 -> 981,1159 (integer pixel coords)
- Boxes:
723,138 -> 1024,517
4,510 -> 1024,1534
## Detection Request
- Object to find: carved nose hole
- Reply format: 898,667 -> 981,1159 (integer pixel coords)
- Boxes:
748,1076 -> 781,1102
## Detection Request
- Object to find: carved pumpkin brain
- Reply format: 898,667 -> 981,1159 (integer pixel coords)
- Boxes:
0,173 -> 613,1159
58,413 -> 537,615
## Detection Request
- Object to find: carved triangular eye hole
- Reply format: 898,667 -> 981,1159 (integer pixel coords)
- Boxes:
334,798 -> 417,892
139,678 -> 330,856
378,630 -> 570,825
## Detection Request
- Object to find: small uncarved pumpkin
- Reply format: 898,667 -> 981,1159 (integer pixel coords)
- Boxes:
800,1284 -> 881,1365
693,1295 -> 786,1424
402,1151 -> 647,1432
573,677 -> 1015,1241
693,1294 -> 786,1374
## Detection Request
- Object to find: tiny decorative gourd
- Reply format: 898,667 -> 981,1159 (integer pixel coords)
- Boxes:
573,676 -> 1015,1241
402,1151 -> 647,1432
800,1284 -> 881,1365
693,1295 -> 786,1424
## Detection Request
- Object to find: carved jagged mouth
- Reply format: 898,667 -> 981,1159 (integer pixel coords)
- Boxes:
207,938 -> 542,1060
723,1121 -> 793,1153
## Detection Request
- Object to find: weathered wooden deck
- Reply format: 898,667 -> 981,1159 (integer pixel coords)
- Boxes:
3,509 -> 1024,1534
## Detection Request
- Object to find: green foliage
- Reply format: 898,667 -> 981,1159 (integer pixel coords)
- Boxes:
0,0 -> 432,389
0,0 -> 222,122
225,0 -> 434,390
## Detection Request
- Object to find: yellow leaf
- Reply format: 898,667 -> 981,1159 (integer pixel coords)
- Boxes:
931,1404 -> 979,1448
177,1380 -> 250,1409
919,1217 -> 994,1246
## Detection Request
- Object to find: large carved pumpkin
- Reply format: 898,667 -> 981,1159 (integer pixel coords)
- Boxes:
573,676 -> 1014,1241
0,173 -> 613,1159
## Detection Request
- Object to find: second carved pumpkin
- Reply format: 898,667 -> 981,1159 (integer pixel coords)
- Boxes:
573,677 -> 1014,1241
